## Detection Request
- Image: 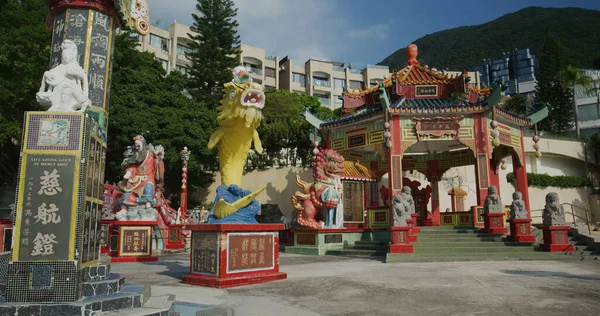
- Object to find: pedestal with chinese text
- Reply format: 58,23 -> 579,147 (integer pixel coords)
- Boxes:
540,226 -> 574,252
110,221 -> 158,263
506,218 -> 536,243
482,213 -> 508,235
388,226 -> 413,254
6,112 -> 106,303
182,224 -> 287,288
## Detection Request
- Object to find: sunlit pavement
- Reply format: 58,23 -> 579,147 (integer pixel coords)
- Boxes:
111,252 -> 600,316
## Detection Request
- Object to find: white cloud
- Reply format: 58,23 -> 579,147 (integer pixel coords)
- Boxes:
346,23 -> 390,41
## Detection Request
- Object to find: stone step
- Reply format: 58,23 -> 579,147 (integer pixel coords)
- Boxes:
412,241 -> 533,248
326,249 -> 387,257
102,294 -> 176,316
416,235 -> 505,241
347,244 -> 389,251
79,284 -> 149,314
82,264 -> 112,282
354,240 -> 389,246
386,252 -> 599,263
81,273 -> 126,298
419,226 -> 477,231
413,246 -> 537,254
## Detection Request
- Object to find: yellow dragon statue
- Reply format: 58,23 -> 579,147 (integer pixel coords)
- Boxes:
206,66 -> 267,223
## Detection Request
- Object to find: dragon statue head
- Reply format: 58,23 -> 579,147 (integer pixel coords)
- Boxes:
313,149 -> 345,182
217,66 -> 265,129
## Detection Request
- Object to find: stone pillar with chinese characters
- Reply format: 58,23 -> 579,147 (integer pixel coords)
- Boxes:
6,0 -> 150,304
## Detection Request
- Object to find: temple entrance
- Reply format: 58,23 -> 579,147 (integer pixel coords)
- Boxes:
402,177 -> 432,225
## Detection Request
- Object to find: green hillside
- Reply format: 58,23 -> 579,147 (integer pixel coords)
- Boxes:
379,6 -> 600,71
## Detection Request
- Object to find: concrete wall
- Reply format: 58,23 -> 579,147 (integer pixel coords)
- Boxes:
196,167 -> 313,219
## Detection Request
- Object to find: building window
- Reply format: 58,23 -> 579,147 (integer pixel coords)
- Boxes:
265,67 -> 276,78
333,78 -> 346,89
158,58 -> 168,72
369,79 -> 383,87
176,65 -> 190,76
149,34 -> 169,54
313,76 -> 330,88
315,93 -> 330,106
130,32 -> 143,42
265,85 -> 276,92
293,73 -> 306,87
293,90 -> 305,95
334,94 -> 343,107
349,80 -> 363,90
176,44 -> 191,56
578,103 -> 600,121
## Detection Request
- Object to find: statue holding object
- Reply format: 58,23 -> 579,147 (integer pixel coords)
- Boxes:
37,40 -> 90,112
291,149 -> 345,229
115,135 -> 164,221
205,66 -> 267,223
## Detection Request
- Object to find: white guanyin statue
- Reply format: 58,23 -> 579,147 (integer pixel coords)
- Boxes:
37,39 -> 90,112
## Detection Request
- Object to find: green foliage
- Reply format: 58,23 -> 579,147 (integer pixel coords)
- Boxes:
534,34 -> 574,134
0,0 -> 50,187
379,7 -> 600,70
506,172 -> 591,188
247,91 -> 327,169
107,32 -> 217,205
502,94 -> 527,114
186,0 -> 241,108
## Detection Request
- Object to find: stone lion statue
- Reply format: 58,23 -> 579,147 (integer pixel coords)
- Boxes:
509,191 -> 528,219
392,193 -> 412,226
484,186 -> 502,214
543,192 -> 565,226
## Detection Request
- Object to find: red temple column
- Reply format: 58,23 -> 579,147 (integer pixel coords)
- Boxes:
489,158 -> 501,196
388,115 -> 403,223
473,113 -> 490,206
429,160 -> 440,226
513,151 -> 531,215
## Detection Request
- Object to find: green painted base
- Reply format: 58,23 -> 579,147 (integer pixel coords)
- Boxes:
285,229 -> 389,256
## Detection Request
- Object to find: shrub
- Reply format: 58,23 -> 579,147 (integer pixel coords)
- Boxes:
506,173 -> 591,188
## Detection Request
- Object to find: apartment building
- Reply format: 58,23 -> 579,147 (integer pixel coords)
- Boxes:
575,69 -> 600,137
135,22 -> 392,109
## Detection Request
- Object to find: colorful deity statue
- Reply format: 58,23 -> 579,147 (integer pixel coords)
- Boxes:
37,40 -> 90,112
205,66 -> 267,223
291,149 -> 345,229
115,135 -> 164,220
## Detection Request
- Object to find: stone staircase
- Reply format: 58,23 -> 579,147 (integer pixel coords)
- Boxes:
325,226 -> 600,263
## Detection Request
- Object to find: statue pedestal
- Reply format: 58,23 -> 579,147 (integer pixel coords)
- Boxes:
388,226 -> 414,254
285,227 -> 390,256
409,213 -> 421,235
110,221 -> 158,263
506,219 -> 536,243
541,226 -> 574,252
483,213 -> 508,234
182,224 -> 287,288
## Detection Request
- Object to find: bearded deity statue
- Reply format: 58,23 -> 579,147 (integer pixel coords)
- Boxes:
37,40 -> 91,112
543,192 -> 565,226
509,191 -> 528,220
484,186 -> 503,214
115,135 -> 164,220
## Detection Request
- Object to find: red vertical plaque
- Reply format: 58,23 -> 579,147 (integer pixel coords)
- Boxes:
391,155 -> 402,190
477,153 -> 489,188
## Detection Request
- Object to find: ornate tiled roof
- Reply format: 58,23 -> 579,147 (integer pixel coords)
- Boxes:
390,97 -> 488,114
342,161 -> 376,182
343,64 -> 465,98
469,86 -> 492,96
320,107 -> 383,128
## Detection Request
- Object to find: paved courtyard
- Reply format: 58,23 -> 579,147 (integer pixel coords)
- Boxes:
111,253 -> 600,316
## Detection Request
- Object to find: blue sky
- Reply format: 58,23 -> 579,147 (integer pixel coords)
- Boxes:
147,0 -> 600,68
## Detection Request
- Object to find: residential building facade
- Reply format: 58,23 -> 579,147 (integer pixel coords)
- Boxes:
575,69 -> 600,137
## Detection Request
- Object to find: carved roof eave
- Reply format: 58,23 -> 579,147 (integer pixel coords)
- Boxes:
320,112 -> 384,131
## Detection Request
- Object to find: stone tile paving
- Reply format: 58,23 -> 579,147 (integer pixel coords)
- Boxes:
111,252 -> 600,316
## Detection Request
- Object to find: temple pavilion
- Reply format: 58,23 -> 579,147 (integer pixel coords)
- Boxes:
304,44 -> 548,228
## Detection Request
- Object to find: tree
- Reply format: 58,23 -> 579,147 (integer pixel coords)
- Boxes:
560,65 -> 593,138
502,94 -> 528,114
534,34 -> 574,134
0,0 -> 50,189
107,32 -> 217,205
247,91 -> 329,169
187,0 -> 240,108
